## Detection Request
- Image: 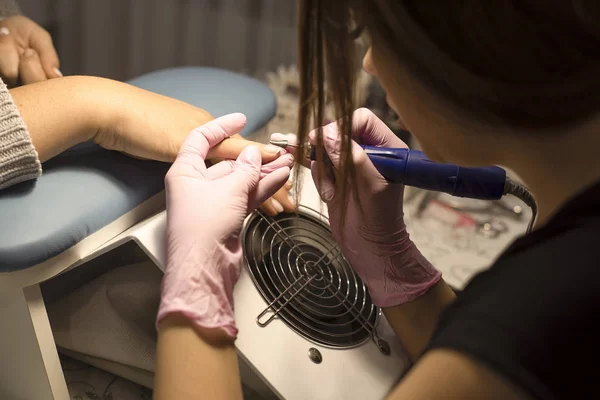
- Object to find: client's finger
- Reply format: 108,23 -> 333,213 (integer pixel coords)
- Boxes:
259,199 -> 279,216
271,185 -> 296,213
29,28 -> 61,79
208,138 -> 283,164
0,37 -> 19,86
19,49 -> 47,84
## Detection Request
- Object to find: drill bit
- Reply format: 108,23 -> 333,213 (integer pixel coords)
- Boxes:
269,138 -> 299,148
269,138 -> 316,161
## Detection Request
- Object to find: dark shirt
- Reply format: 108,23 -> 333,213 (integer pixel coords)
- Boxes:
429,181 -> 600,399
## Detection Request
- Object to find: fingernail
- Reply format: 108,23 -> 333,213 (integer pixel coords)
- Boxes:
54,68 -> 63,77
0,27 -> 9,36
272,199 -> 284,213
270,133 -> 287,141
23,48 -> 35,57
285,133 -> 298,141
241,145 -> 261,164
265,144 -> 283,155
288,195 -> 295,205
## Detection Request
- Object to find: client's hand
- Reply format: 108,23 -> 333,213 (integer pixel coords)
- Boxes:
0,16 -> 61,86
158,114 -> 292,338
259,179 -> 294,215
94,79 -> 295,215
14,75 -> 294,216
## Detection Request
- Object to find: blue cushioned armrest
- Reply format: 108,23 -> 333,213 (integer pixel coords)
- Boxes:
0,67 -> 276,271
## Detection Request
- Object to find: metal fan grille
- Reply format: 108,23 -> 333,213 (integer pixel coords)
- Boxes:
242,207 -> 379,349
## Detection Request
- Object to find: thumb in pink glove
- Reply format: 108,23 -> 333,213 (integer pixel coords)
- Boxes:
158,113 -> 293,338
307,108 -> 441,307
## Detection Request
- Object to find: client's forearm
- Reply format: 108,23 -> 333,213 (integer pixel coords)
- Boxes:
10,76 -> 103,162
11,76 -> 280,165
155,314 -> 243,400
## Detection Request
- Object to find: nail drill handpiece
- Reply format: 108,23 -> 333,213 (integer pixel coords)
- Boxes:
269,138 -> 507,201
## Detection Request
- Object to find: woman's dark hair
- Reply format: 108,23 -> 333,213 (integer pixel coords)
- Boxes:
296,0 -> 600,210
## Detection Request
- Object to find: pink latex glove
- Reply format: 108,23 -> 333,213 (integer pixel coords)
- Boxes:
307,108 -> 441,307
158,113 -> 293,338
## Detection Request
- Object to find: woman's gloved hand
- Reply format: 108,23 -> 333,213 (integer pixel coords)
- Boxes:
305,108 -> 441,307
158,113 -> 293,338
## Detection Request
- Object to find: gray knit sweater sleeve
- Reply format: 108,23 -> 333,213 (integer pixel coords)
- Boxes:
0,79 -> 42,190
0,0 -> 20,17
